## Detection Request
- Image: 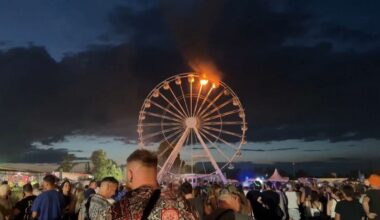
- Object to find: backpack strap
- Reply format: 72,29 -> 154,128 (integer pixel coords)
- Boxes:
141,189 -> 161,220
85,196 -> 93,220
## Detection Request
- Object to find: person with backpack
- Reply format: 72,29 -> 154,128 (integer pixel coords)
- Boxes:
13,183 -> 37,220
78,177 -> 118,220
107,149 -> 198,220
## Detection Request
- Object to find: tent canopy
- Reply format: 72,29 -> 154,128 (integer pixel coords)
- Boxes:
267,168 -> 289,182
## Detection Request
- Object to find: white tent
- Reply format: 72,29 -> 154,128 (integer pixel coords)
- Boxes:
267,168 -> 289,182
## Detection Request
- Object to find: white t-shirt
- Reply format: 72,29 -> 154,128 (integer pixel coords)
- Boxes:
330,199 -> 339,218
286,191 -> 299,209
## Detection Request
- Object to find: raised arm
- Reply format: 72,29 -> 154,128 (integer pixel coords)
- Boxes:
363,196 -> 377,219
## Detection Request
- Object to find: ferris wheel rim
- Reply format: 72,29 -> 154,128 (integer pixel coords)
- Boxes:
137,72 -> 247,176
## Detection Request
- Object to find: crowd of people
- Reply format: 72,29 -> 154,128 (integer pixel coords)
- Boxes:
0,149 -> 379,220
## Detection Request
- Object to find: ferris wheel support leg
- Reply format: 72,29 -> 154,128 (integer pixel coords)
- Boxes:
157,128 -> 190,183
193,128 -> 228,185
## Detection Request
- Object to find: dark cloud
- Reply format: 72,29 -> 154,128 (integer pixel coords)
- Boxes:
192,147 -> 216,150
318,24 -> 380,43
68,150 -> 83,153
104,0 -> 378,144
0,0 -> 380,163
241,149 -> 265,152
303,149 -> 326,152
15,147 -> 68,163
328,157 -> 359,162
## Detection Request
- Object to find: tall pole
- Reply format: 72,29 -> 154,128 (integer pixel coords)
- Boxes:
292,162 -> 296,179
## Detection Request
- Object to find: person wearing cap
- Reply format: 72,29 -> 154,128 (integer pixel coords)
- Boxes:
363,174 -> 380,220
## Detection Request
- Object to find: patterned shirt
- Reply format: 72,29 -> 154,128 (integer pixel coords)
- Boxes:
80,194 -> 111,220
107,186 -> 199,220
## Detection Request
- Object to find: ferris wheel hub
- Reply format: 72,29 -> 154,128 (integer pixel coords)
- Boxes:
185,117 -> 198,128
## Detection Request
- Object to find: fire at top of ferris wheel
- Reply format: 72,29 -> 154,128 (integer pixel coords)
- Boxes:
137,73 -> 247,183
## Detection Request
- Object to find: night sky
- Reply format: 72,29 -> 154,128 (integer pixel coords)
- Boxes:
1,0 -> 380,174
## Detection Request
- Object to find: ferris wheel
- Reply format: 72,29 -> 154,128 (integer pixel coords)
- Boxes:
137,73 -> 247,184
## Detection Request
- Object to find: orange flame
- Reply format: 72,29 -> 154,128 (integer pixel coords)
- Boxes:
189,59 -> 222,87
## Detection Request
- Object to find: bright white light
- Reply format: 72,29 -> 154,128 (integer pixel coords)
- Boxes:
255,177 -> 264,184
188,74 -> 195,83
200,79 -> 208,86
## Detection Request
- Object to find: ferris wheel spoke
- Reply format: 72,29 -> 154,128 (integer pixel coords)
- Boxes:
143,111 -> 182,123
179,83 -> 190,116
149,100 -> 183,120
195,86 -> 214,116
157,129 -> 183,157
159,93 -> 187,118
200,128 -> 238,151
199,130 -> 231,162
163,128 -> 184,144
193,127 -> 227,184
203,121 -> 243,126
202,160 -> 207,174
190,80 -> 193,116
157,143 -> 172,157
201,99 -> 233,118
143,126 -> 182,141
198,90 -> 224,117
169,86 -> 189,117
203,125 -> 242,138
185,128 -> 191,147
186,128 -> 193,173
140,122 -> 182,127
158,128 -> 190,182
193,84 -> 203,117
190,128 -> 194,148
203,109 -> 241,122
178,159 -> 184,174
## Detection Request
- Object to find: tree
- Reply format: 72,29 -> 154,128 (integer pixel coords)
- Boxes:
90,150 -> 123,181
58,154 -> 76,172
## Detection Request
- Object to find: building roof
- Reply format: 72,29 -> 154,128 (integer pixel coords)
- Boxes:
0,162 -> 91,173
